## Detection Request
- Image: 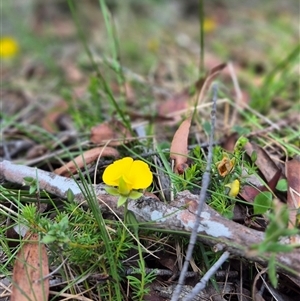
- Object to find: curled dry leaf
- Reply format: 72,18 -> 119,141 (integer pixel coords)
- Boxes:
90,120 -> 132,146
286,155 -> 300,229
10,231 -> 49,301
54,147 -> 119,177
244,142 -> 280,182
170,117 -> 191,174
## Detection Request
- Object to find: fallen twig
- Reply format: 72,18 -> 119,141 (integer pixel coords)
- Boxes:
0,160 -> 299,277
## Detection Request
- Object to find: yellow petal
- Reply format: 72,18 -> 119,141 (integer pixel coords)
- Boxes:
228,179 -> 240,197
124,160 -> 153,190
103,157 -> 133,186
0,37 -> 19,58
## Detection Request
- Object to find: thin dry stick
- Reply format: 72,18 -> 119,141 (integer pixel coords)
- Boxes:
183,251 -> 230,301
171,84 -> 219,301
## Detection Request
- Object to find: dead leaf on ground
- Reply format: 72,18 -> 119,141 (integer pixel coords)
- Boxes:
90,120 -> 133,146
240,169 -> 281,203
54,147 -> 119,177
286,155 -> 300,229
10,231 -> 49,301
170,117 -> 191,174
244,141 -> 280,182
41,99 -> 69,133
157,63 -> 226,119
222,132 -> 238,152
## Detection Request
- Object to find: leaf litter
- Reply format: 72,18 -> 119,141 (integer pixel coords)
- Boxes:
1,1 -> 299,301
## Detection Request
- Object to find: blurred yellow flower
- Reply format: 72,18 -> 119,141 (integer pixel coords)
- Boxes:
203,18 -> 216,32
0,36 -> 19,58
225,179 -> 240,198
103,157 -> 153,197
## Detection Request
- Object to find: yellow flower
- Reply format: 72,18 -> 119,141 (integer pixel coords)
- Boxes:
203,18 -> 216,32
216,153 -> 235,177
103,157 -> 153,197
0,36 -> 19,58
225,179 -> 240,198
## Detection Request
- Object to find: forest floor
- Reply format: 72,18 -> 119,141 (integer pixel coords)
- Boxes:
1,1 -> 299,301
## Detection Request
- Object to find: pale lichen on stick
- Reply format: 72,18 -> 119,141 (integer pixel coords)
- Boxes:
0,159 -> 299,276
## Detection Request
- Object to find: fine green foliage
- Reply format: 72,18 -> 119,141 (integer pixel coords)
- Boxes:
251,201 -> 300,286
1,0 -> 299,299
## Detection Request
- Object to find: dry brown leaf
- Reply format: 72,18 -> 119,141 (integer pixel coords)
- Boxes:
90,120 -> 133,146
170,117 -> 191,174
239,170 -> 281,204
222,132 -> 238,152
244,142 -> 280,182
157,63 -> 226,118
41,99 -> 69,133
54,147 -> 119,177
286,155 -> 300,228
195,63 -> 227,107
10,231 -> 49,301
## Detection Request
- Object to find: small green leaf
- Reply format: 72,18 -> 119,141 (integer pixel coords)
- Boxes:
23,176 -> 35,184
42,234 -> 56,244
67,189 -> 75,202
126,210 -> 139,232
105,187 -> 120,196
128,190 -> 143,200
232,125 -> 250,136
203,121 -> 211,136
117,196 -> 128,207
234,136 -> 248,154
59,215 -> 69,230
276,179 -> 288,192
250,151 -> 257,163
254,192 -> 272,215
264,242 -> 294,253
268,254 -> 278,288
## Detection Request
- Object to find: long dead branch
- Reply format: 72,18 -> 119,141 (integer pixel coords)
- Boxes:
0,160 -> 299,277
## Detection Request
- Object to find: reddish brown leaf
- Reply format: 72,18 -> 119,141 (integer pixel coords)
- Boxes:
170,117 -> 191,174
240,170 -> 281,203
286,156 -> 300,228
90,120 -> 133,146
239,184 -> 263,203
54,147 -> 119,177
244,142 -> 280,182
157,63 -> 226,117
10,231 -> 49,301
222,132 -> 238,152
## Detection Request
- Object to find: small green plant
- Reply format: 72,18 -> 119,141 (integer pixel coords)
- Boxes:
41,215 -> 70,248
103,156 -> 155,299
23,177 -> 38,195
251,200 -> 300,287
126,261 -> 156,301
